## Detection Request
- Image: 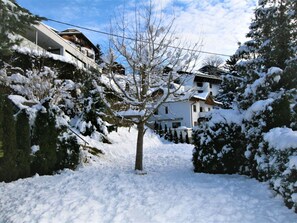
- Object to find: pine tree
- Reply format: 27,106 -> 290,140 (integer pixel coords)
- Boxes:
164,124 -> 168,135
158,124 -> 163,137
185,132 -> 190,144
173,130 -> 178,144
167,128 -> 173,142
153,121 -> 158,134
0,0 -> 43,56
95,44 -> 104,65
179,131 -> 184,143
164,124 -> 169,140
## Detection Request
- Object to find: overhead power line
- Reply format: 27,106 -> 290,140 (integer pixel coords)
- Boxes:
46,18 -> 232,57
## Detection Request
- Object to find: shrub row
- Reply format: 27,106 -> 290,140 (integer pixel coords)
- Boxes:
0,96 -> 80,182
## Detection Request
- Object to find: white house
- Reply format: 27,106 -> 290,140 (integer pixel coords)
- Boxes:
150,70 -> 222,131
19,22 -> 100,70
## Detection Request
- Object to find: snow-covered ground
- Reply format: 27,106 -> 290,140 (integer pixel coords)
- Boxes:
0,127 -> 296,223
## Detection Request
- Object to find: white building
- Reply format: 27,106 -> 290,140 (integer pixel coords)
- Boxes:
151,71 -> 222,130
20,23 -> 100,70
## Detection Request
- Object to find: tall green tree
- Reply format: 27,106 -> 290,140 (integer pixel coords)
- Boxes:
95,44 -> 104,65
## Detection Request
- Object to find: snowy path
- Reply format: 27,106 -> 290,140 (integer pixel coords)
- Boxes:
0,128 -> 296,223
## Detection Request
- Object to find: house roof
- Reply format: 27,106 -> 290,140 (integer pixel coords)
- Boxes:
190,93 -> 222,106
194,72 -> 222,84
59,29 -> 99,54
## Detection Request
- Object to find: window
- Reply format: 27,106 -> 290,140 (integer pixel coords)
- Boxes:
208,108 -> 211,111
193,105 -> 197,112
154,109 -> 158,115
200,107 -> 203,112
172,122 -> 181,128
210,91 -> 213,96
209,83 -> 212,88
194,121 -> 198,126
165,106 -> 168,114
197,82 -> 203,87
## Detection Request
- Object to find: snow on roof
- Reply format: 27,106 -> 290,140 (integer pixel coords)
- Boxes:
14,46 -> 77,66
191,92 -> 209,100
194,72 -> 222,82
116,109 -> 145,118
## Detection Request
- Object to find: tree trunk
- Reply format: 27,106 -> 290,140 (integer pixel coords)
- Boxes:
135,122 -> 145,171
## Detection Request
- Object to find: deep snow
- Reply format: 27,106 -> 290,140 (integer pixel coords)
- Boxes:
0,127 -> 296,223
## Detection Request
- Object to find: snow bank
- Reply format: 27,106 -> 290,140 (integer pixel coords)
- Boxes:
264,128 -> 297,151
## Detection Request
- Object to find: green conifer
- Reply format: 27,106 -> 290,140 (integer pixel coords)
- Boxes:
173,130 -> 178,144
56,135 -> 80,170
31,102 -> 58,175
0,0 -> 43,56
185,132 -> 190,144
179,131 -> 184,143
15,110 -> 31,178
0,96 -> 18,182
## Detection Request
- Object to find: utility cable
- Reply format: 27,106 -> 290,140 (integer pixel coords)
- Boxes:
46,18 -> 232,57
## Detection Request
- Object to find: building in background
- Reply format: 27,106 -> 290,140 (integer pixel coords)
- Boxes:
150,70 -> 222,141
20,23 -> 100,70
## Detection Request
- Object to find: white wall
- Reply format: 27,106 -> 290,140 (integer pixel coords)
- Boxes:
195,82 -> 220,96
210,83 -> 220,96
154,100 -> 191,129
150,74 -> 221,129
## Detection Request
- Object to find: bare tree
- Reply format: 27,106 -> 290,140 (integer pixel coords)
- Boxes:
202,55 -> 224,68
94,1 -> 201,172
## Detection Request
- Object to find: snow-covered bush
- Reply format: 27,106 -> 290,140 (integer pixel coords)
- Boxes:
30,100 -> 81,175
7,66 -> 57,102
30,101 -> 59,175
193,109 -> 245,174
260,128 -> 297,212
56,133 -> 80,170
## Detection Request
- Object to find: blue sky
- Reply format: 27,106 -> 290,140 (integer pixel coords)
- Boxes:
17,0 -> 257,60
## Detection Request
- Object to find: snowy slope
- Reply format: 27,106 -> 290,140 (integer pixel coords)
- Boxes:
0,127 -> 296,223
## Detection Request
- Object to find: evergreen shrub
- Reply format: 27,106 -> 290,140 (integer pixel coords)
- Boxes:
192,121 -> 245,174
